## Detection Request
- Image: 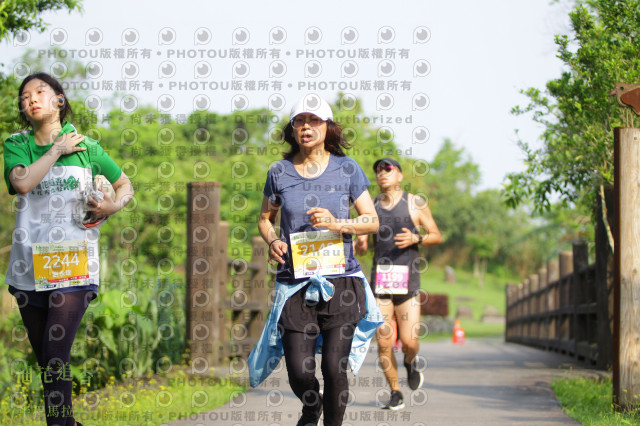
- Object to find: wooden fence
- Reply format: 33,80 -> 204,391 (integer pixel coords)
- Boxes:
506,242 -> 603,365
185,182 -> 272,372
507,128 -> 640,412
505,189 -> 614,369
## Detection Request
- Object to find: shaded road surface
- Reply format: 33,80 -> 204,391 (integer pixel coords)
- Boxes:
168,338 -> 584,425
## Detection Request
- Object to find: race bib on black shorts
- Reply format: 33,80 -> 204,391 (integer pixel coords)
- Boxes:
375,264 -> 409,295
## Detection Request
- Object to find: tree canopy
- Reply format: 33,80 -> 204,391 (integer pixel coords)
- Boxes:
504,0 -> 640,215
0,0 -> 81,41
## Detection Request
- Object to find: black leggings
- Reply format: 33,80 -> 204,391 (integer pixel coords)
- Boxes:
282,323 -> 356,426
16,290 -> 92,426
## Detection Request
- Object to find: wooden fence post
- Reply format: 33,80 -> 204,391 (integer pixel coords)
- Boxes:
547,260 -> 559,346
539,268 -> 548,309
613,127 -> 640,412
595,186 -> 614,370
517,282 -> 524,338
559,252 -> 573,276
572,240 -> 589,360
186,182 -> 221,372
216,221 -> 230,365
505,284 -> 514,341
229,253 -> 248,359
249,237 -> 268,338
529,274 -> 539,341
523,278 -> 530,339
558,251 -> 573,353
228,236 -> 269,359
538,268 -> 548,342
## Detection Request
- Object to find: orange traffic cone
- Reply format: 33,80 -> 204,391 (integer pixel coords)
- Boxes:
452,319 -> 466,344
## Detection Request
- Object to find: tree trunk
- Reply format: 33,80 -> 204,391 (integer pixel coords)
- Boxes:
473,255 -> 479,278
478,258 -> 487,289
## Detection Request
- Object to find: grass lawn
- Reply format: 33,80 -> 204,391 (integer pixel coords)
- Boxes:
420,265 -> 511,339
0,367 -> 245,425
552,375 -> 640,425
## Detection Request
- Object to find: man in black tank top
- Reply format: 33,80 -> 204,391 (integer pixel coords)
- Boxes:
356,158 -> 442,410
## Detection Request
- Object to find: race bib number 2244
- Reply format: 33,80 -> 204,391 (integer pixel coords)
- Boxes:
32,240 -> 90,291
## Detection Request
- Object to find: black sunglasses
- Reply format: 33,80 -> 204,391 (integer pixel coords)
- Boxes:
375,164 -> 396,173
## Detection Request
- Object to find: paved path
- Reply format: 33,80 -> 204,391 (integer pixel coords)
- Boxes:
168,338 -> 585,425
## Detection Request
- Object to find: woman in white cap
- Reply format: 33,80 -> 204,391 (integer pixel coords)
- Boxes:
3,72 -> 134,426
254,94 -> 381,425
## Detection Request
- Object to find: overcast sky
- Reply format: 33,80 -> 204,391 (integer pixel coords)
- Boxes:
0,0 -> 573,190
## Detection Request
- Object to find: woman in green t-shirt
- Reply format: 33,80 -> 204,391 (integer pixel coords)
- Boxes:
3,72 -> 134,426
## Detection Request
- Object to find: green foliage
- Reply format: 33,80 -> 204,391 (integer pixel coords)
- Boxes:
0,1 -> 84,131
552,375 -> 640,424
504,0 -> 640,215
472,189 -> 593,276
71,279 -> 185,390
0,309 -> 35,401
0,0 -> 81,41
1,368 -> 245,425
420,139 -> 479,248
0,73 -> 21,137
410,141 -> 591,276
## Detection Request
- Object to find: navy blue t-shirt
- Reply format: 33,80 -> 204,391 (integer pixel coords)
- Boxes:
263,154 -> 370,283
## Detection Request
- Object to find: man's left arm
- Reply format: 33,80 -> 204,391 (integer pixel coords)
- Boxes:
412,194 -> 442,247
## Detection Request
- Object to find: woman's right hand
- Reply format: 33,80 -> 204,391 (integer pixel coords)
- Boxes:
52,132 -> 86,156
269,239 -> 288,265
355,235 -> 369,256
9,133 -> 87,194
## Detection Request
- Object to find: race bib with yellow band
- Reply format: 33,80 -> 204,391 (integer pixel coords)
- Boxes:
33,240 -> 90,292
375,264 -> 409,295
290,230 -> 346,279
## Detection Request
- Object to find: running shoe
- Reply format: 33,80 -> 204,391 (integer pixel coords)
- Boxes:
381,390 -> 405,410
405,359 -> 424,390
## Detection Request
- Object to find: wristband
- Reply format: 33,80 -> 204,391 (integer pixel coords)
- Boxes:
268,238 -> 282,250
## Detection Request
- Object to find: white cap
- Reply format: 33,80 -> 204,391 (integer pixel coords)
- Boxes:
290,94 -> 333,121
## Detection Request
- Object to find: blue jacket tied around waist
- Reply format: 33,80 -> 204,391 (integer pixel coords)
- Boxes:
248,271 -> 383,388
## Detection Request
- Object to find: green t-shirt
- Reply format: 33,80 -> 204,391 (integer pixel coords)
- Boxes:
3,121 -> 122,291
3,121 -> 122,195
